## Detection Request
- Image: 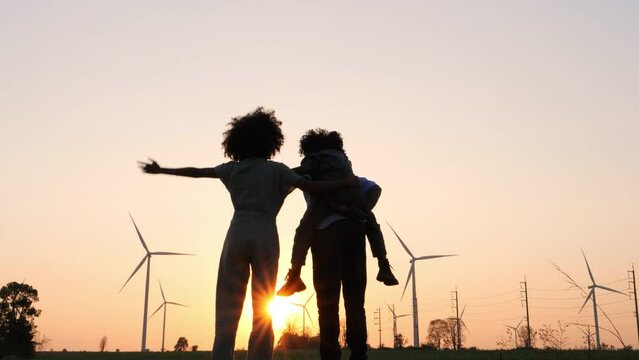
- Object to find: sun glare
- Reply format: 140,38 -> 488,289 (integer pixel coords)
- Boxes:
268,297 -> 297,332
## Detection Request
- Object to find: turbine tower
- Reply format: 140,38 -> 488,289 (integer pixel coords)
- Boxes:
578,249 -> 625,350
120,214 -> 193,352
290,292 -> 315,337
150,281 -> 187,352
387,222 -> 457,348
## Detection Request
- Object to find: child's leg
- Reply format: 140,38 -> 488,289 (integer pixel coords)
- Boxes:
290,210 -> 315,268
366,211 -> 387,259
364,185 -> 399,286
277,211 -> 315,296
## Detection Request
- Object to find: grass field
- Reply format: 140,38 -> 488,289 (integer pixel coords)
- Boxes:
32,349 -> 639,360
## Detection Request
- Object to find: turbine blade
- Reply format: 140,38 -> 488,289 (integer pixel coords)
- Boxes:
581,249 -> 596,285
413,255 -> 457,261
398,314 -> 411,318
462,322 -> 470,333
305,292 -> 315,306
595,285 -> 626,296
460,304 -> 466,319
516,318 -> 524,329
385,303 -> 396,316
149,303 -> 164,318
401,264 -> 415,301
304,308 -> 314,327
578,290 -> 594,313
159,281 -> 166,302
290,303 -> 303,307
167,302 -> 188,307
151,252 -> 194,256
119,256 -> 148,292
129,214 -> 150,253
386,222 -> 414,259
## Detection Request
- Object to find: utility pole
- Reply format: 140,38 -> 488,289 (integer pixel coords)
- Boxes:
629,264 -> 639,346
374,307 -> 382,348
520,277 -> 532,348
451,290 -> 461,350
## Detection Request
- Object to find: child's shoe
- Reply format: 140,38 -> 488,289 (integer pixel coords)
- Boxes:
376,258 -> 399,286
276,268 -> 307,296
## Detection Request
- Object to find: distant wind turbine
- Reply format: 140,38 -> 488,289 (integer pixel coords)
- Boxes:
504,318 -> 524,349
578,249 -> 626,350
449,304 -> 468,350
290,292 -> 315,337
386,303 -> 410,348
120,214 -> 193,352
150,281 -> 188,352
387,222 -> 457,348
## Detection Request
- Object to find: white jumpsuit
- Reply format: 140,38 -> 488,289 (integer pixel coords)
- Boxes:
211,158 -> 300,360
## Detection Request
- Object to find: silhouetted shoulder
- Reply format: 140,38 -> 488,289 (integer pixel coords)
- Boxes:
270,161 -> 302,194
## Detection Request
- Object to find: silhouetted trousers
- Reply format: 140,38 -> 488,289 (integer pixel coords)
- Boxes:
312,219 -> 368,360
211,214 -> 279,360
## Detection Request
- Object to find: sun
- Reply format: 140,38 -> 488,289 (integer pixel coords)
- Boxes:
268,297 -> 297,332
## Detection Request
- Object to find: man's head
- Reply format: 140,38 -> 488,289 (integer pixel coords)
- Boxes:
299,128 -> 344,156
222,107 -> 284,161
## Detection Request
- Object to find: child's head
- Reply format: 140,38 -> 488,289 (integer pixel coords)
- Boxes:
299,128 -> 344,156
222,107 -> 284,161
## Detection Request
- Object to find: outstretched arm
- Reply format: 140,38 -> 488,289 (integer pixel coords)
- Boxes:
138,159 -> 218,178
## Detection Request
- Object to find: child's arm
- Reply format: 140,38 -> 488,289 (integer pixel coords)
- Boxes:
138,159 -> 219,178
293,175 -> 358,193
291,164 -> 313,176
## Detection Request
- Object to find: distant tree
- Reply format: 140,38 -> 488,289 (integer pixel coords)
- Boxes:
99,336 -> 107,352
0,282 -> 42,358
538,321 -> 568,350
174,337 -> 188,352
496,327 -> 517,350
427,319 -> 452,350
394,332 -> 407,349
33,331 -> 51,352
191,345 -> 198,352
518,325 -> 537,348
276,321 -> 319,350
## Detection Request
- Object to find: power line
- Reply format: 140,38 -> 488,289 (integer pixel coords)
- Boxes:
464,289 -> 519,300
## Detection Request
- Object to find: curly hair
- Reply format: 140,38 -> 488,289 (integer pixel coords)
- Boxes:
299,128 -> 345,156
222,107 -> 284,161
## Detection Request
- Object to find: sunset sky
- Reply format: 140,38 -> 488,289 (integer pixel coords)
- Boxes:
1,0 -> 638,352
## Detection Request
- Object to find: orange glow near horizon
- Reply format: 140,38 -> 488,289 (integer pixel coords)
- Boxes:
268,296 -> 303,334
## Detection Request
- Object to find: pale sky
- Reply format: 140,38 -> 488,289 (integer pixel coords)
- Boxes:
1,0 -> 638,351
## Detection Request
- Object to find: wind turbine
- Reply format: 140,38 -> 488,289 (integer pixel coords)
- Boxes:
387,222 -> 457,348
578,249 -> 626,350
290,292 -> 315,337
449,304 -> 468,350
386,303 -> 410,348
568,322 -> 594,351
120,214 -> 193,352
150,281 -> 188,352
504,318 -> 524,349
